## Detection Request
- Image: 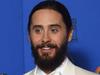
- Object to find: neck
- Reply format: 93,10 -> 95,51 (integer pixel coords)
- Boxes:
43,70 -> 52,74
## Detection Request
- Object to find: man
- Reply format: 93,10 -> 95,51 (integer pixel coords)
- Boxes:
25,1 -> 99,75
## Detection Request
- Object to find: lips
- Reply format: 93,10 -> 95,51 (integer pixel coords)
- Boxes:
40,47 -> 55,53
42,47 -> 50,49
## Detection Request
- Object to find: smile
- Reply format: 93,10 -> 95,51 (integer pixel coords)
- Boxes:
42,47 -> 50,50
40,47 -> 55,53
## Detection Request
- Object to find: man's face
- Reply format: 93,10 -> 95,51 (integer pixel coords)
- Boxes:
29,9 -> 68,70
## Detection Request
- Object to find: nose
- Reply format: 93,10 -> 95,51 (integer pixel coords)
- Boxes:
42,31 -> 51,43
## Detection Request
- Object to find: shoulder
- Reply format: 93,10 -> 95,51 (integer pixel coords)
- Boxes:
74,65 -> 99,75
24,69 -> 35,75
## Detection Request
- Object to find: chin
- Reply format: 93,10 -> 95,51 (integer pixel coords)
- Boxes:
39,52 -> 56,61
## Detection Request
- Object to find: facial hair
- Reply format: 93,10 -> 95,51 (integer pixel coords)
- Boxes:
31,40 -> 68,72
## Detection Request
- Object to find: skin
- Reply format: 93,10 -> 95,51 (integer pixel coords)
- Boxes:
29,9 -> 72,73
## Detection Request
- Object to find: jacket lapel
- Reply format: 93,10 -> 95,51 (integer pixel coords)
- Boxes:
63,59 -> 75,75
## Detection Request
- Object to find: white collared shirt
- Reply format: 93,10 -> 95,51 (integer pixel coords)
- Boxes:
24,57 -> 75,75
25,57 -> 99,75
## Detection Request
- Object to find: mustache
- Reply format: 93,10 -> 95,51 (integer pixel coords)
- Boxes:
36,42 -> 57,49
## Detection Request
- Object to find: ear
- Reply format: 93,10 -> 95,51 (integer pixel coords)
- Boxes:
68,29 -> 73,42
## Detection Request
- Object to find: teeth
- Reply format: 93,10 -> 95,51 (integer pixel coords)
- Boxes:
42,47 -> 50,50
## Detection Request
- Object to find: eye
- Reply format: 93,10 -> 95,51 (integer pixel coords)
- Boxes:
34,28 -> 42,34
51,28 -> 59,33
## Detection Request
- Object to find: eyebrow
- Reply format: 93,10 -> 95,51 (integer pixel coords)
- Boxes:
31,24 -> 61,29
32,25 -> 43,29
49,24 -> 61,28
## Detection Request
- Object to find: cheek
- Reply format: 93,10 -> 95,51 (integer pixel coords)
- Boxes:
51,33 -> 66,47
30,34 -> 42,46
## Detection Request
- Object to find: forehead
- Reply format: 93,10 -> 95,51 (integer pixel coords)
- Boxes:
32,9 -> 62,18
31,9 -> 65,27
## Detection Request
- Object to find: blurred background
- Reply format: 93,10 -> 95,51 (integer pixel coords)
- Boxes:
0,0 -> 100,75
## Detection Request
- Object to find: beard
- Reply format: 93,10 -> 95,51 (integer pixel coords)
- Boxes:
31,40 -> 68,72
